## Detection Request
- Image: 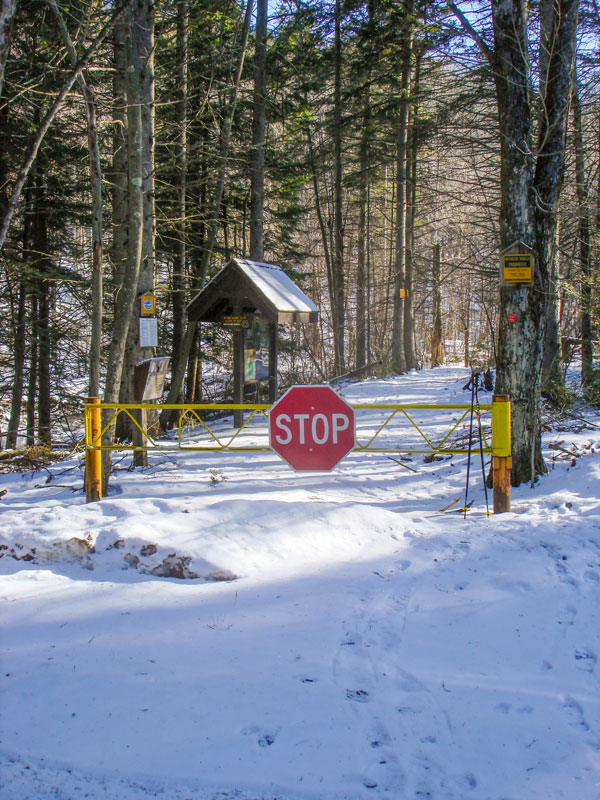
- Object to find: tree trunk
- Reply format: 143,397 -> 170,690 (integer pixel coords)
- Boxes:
0,0 -> 17,100
355,0 -> 374,371
48,0 -> 104,398
493,0 -> 575,485
541,223 -> 562,399
111,17 -> 128,291
119,0 -> 155,466
26,293 -> 37,447
171,0 -> 188,400
32,169 -> 51,447
391,19 -> 412,374
331,0 -> 345,375
403,53 -> 420,371
6,276 -> 26,448
450,0 -> 576,484
572,74 -> 594,388
250,0 -> 267,261
102,8 -> 144,492
431,243 -> 443,367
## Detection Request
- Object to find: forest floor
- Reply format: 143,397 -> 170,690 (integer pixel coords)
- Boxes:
1,365 -> 600,800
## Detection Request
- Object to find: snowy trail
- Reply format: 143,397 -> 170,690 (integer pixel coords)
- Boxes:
2,366 -> 600,799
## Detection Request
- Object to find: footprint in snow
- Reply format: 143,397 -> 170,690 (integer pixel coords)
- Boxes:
346,689 -> 370,703
574,648 -> 597,672
562,696 -> 590,731
241,725 -> 277,747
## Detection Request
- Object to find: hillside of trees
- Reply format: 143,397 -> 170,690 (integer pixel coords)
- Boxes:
0,0 -> 598,487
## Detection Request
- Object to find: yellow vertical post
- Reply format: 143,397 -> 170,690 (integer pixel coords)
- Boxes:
492,394 -> 511,513
85,396 -> 102,502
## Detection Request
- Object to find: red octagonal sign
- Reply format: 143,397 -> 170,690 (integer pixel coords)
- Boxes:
269,385 -> 356,471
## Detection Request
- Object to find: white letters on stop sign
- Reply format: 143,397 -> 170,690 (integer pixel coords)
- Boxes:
274,411 -> 350,446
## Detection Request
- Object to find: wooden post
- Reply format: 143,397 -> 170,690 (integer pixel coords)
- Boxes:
132,407 -> 148,467
492,394 -> 511,513
85,396 -> 102,502
268,321 -> 278,403
233,325 -> 244,428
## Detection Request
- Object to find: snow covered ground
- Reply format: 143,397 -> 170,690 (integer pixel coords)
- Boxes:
2,366 -> 600,800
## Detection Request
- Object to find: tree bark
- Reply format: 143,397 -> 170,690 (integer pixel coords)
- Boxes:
0,0 -> 16,101
102,8 -> 144,491
119,0 -> 155,466
26,292 -> 37,447
48,0 -> 104,398
331,0 -> 345,375
171,0 -> 189,399
250,0 -> 267,261
431,243 -> 443,367
391,16 -> 412,374
6,274 -> 26,448
572,73 -> 594,388
403,52 -> 420,371
355,0 -> 375,371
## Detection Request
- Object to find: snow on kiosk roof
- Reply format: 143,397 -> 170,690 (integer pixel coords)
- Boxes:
186,258 -> 318,324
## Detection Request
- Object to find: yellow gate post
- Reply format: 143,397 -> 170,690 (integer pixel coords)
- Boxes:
491,394 -> 511,513
85,396 -> 102,502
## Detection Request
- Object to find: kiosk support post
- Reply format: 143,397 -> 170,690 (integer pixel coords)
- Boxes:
233,326 -> 244,428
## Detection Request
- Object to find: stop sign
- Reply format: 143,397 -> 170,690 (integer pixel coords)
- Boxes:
269,385 -> 356,471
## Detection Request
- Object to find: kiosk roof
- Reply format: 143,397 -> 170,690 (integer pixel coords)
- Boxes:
187,258 -> 318,324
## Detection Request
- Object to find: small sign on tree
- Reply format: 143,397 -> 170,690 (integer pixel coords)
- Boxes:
500,242 -> 534,285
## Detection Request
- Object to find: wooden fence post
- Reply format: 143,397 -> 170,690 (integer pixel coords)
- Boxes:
492,394 -> 511,513
85,396 -> 102,502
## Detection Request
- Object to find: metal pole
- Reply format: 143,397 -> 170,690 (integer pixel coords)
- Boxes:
492,394 -> 511,513
85,396 -> 102,502
463,373 -> 476,518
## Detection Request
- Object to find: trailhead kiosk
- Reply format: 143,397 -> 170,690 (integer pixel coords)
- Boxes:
186,258 -> 318,425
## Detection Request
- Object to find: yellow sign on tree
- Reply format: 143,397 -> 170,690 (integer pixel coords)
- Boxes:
502,253 -> 533,284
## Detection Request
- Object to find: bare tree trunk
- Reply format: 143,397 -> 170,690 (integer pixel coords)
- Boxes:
26,293 -> 37,447
0,0 -> 17,100
539,0 -> 564,401
430,242 -> 443,367
111,18 -> 128,291
118,0 -> 155,466
541,223 -> 562,398
403,53 -> 420,371
331,0 -> 345,375
355,0 -> 374,371
6,275 -> 26,448
171,0 -> 189,399
31,169 -> 51,447
391,18 -> 412,374
37,277 -> 51,447
250,0 -> 267,261
185,324 -> 200,403
48,0 -> 104,398
572,73 -> 594,388
102,9 -> 144,492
